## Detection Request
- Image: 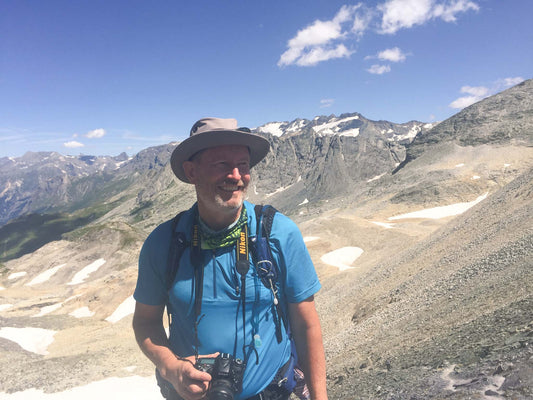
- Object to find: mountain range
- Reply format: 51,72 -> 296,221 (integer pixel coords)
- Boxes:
0,112 -> 433,227
0,79 -> 532,399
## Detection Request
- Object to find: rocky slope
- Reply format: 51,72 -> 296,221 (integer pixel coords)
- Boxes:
319,165 -> 533,400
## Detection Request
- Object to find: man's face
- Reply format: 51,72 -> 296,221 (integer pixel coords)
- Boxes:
183,145 -> 251,218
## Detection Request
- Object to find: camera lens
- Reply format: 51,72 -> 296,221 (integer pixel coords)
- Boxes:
208,379 -> 234,400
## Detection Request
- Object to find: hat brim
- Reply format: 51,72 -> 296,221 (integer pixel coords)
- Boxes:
170,130 -> 270,183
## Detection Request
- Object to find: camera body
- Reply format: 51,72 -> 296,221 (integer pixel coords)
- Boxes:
196,353 -> 246,400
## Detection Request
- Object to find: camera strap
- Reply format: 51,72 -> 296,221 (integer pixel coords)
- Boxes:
190,219 -> 252,363
235,225 -> 252,363
190,221 -> 204,361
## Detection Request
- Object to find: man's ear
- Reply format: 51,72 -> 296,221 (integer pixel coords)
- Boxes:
182,161 -> 196,184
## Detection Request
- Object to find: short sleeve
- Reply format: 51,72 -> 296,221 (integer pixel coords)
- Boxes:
269,213 -> 321,303
133,220 -> 173,306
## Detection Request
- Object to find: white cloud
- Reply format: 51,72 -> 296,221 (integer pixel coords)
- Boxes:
367,64 -> 391,74
449,77 -> 525,109
278,5 -> 359,67
459,85 -> 489,97
63,141 -> 84,148
366,46 -> 408,63
279,1 -> 479,67
378,0 -> 479,34
377,47 -> 407,62
432,0 -> 480,22
449,85 -> 490,109
495,76 -> 525,90
85,128 -> 106,139
320,99 -> 335,108
352,6 -> 375,37
296,44 -> 353,67
449,95 -> 479,109
378,0 -> 433,34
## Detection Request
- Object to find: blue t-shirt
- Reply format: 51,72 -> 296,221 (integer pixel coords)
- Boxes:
134,201 -> 321,399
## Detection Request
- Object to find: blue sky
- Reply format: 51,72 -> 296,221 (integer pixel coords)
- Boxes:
1,0 -> 531,158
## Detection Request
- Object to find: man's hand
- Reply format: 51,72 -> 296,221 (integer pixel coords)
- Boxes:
132,302 -> 214,400
161,355 -> 213,400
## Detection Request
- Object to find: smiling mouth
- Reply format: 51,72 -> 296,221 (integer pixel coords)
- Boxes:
219,185 -> 243,193
218,179 -> 246,193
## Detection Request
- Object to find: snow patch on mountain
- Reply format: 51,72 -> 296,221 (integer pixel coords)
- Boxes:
105,295 -> 135,323
312,116 -> 360,136
26,264 -> 66,286
32,303 -> 62,317
70,307 -> 95,318
266,184 -> 294,198
286,119 -> 307,133
321,247 -> 364,271
0,327 -> 57,355
389,193 -> 488,220
340,128 -> 360,137
371,221 -> 395,229
68,259 -> 106,285
8,271 -> 27,280
367,173 -> 386,183
0,376 -> 162,400
257,122 -> 285,137
388,124 -> 422,142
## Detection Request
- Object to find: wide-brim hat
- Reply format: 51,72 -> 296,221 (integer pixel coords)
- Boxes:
170,117 -> 270,183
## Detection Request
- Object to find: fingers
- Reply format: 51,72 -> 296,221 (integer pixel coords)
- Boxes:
188,367 -> 212,383
174,358 -> 210,400
172,353 -> 223,400
175,379 -> 208,400
178,378 -> 209,400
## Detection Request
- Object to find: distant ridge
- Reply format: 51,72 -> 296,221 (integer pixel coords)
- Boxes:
394,78 -> 533,173
0,112 -> 429,227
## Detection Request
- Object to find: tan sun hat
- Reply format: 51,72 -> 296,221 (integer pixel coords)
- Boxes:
170,117 -> 270,183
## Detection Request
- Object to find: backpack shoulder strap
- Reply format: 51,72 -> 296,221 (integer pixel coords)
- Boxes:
253,204 -> 290,343
253,204 -> 278,282
166,211 -> 187,294
254,204 -> 277,238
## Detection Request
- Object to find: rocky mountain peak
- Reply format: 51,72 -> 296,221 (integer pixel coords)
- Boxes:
396,78 -> 533,172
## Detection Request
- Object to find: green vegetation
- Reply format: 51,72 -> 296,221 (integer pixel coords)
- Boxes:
0,198 -> 124,263
66,175 -> 133,211
129,200 -> 153,223
119,230 -> 138,248
61,221 -> 141,256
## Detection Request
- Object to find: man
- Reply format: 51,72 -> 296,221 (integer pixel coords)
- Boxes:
133,118 -> 327,400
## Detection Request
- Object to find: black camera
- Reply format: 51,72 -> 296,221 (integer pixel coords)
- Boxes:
196,353 -> 246,400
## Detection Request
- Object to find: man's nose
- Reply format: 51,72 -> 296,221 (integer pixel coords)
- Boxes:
227,167 -> 242,180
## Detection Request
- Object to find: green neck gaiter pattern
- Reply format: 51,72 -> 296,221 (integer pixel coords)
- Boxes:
199,208 -> 248,249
